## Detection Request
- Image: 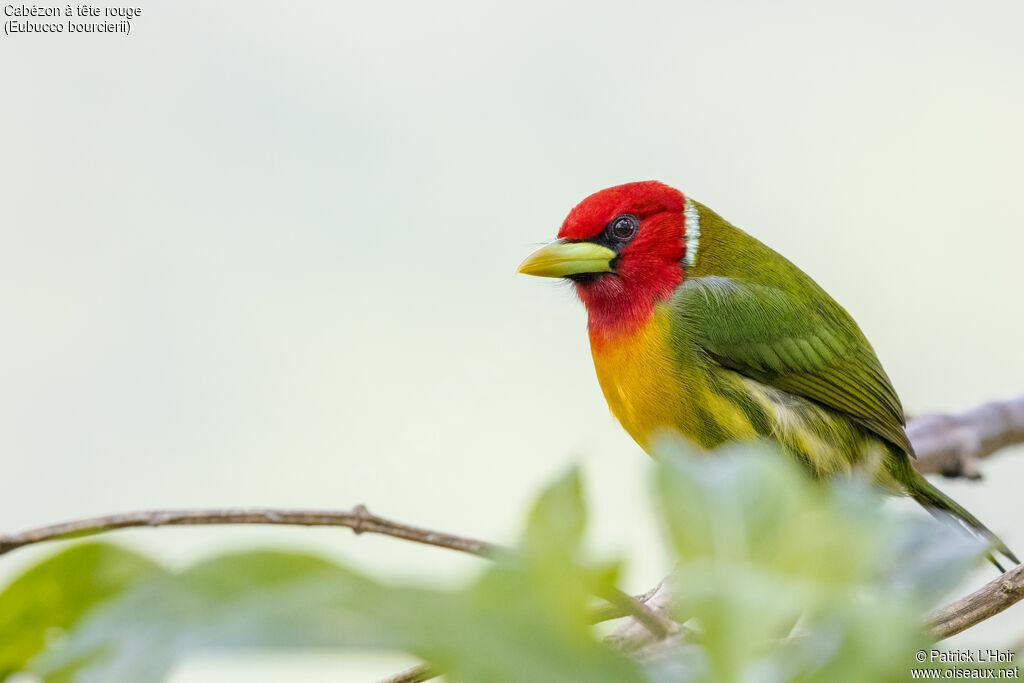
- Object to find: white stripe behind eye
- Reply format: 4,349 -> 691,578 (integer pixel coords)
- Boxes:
683,197 -> 700,268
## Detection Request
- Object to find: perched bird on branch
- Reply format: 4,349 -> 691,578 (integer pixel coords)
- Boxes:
519,181 -> 1016,570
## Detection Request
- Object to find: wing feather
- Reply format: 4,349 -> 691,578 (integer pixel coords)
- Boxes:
669,277 -> 913,455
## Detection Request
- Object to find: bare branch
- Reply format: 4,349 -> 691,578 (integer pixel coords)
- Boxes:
910,395 -> 1024,479
0,505 -> 676,649
376,663 -> 437,683
597,585 -> 675,640
604,579 -> 681,655
0,506 -> 498,559
589,579 -> 666,624
3,397 -> 1019,560
928,562 -> 1024,639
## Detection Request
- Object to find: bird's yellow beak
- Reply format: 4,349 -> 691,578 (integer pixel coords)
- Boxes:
517,241 -> 616,278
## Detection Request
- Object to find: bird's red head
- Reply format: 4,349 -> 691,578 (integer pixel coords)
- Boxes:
520,181 -> 690,340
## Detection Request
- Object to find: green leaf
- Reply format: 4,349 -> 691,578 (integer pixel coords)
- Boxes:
0,543 -> 165,680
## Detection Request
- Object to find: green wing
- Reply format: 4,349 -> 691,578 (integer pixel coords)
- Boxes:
667,275 -> 913,455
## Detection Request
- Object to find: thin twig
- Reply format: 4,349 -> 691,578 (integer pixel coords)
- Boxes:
376,663 -> 437,683
597,586 -> 674,640
589,579 -> 666,624
604,579 -> 682,655
0,506 -> 498,558
928,562 -> 1024,639
0,505 -> 676,648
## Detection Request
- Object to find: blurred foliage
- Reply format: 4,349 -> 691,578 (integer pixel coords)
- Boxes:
0,442 -> 991,682
648,439 -> 981,683
0,544 -> 164,679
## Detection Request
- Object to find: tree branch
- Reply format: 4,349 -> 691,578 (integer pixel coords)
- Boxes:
376,663 -> 436,683
928,561 -> 1024,639
909,395 -> 1024,479
596,585 -> 675,640
5,396 -> 1018,559
0,506 -> 498,559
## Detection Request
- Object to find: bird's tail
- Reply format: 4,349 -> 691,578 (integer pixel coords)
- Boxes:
906,470 -> 1019,572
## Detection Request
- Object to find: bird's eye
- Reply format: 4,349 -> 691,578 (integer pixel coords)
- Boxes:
610,215 -> 638,240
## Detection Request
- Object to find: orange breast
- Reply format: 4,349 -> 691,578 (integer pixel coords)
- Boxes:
589,306 -> 759,451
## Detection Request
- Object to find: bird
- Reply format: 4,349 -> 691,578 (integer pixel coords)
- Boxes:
518,180 -> 1016,570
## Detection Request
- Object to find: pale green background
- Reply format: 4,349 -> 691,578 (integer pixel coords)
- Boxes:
2,1 -> 1023,680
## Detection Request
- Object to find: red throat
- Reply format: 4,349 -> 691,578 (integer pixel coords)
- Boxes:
557,182 -> 688,343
